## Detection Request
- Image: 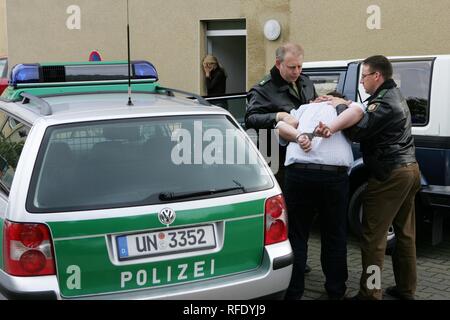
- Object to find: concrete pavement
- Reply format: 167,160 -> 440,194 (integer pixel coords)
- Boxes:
303,228 -> 450,300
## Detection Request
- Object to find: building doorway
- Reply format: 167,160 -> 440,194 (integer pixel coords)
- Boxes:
204,20 -> 246,94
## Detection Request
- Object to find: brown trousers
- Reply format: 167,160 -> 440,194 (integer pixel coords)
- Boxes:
359,163 -> 421,300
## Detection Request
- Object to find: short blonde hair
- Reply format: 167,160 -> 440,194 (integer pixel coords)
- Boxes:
275,43 -> 304,62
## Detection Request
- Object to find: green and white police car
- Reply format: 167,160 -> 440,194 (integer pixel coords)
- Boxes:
0,61 -> 292,299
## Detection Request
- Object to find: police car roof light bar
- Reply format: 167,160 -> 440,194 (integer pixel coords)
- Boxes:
9,61 -> 158,87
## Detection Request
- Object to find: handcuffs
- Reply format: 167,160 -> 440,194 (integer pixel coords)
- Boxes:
296,124 -> 328,142
296,132 -> 315,141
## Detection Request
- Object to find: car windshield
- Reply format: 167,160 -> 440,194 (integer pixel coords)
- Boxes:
27,115 -> 273,213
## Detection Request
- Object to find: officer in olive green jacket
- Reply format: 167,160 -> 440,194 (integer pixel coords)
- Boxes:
245,43 -> 317,180
245,45 -> 317,131
245,43 -> 317,277
344,55 -> 420,300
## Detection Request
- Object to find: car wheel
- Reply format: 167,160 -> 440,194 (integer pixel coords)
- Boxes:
348,182 -> 396,253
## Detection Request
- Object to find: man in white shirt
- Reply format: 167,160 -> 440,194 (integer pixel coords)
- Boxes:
276,94 -> 364,300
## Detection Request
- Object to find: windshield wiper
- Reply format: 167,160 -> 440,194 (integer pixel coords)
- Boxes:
159,186 -> 245,201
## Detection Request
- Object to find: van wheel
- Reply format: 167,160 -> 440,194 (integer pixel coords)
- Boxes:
348,182 -> 396,253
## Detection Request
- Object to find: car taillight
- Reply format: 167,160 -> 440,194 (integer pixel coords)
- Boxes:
0,79 -> 8,94
3,220 -> 55,276
264,195 -> 288,245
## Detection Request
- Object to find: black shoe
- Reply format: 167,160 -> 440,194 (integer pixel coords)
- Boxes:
304,264 -> 312,274
385,286 -> 415,300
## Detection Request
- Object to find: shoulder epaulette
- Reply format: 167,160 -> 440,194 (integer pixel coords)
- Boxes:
259,74 -> 271,86
301,73 -> 311,79
377,89 -> 388,99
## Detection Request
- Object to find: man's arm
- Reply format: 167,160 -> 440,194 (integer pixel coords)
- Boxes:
344,101 -> 394,142
275,120 -> 299,142
313,99 -> 363,138
327,102 -> 364,134
276,120 -> 312,152
277,113 -> 299,128
245,89 -> 279,129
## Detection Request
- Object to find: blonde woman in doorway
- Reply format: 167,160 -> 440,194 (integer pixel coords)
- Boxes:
202,55 -> 227,96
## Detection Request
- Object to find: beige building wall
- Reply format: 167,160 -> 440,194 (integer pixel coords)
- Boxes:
0,0 -> 7,56
5,0 -> 450,93
292,0 -> 450,61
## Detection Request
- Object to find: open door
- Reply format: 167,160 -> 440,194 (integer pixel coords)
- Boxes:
204,20 -> 246,95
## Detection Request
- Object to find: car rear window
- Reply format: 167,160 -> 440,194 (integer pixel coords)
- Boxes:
26,115 -> 273,213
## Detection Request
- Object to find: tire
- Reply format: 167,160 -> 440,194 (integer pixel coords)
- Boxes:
348,182 -> 396,254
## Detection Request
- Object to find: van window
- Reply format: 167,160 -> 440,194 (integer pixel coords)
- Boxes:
392,60 -> 432,125
308,73 -> 342,96
27,115 -> 273,213
0,112 -> 30,190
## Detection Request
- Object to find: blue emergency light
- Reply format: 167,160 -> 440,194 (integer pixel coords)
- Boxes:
133,61 -> 158,79
10,64 -> 40,85
9,61 -> 158,87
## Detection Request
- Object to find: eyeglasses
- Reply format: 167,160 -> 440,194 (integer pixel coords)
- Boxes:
361,72 -> 376,79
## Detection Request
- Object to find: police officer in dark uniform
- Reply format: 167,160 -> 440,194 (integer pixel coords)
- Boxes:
343,55 -> 421,300
245,43 -> 317,279
245,44 -> 317,130
245,43 -> 317,180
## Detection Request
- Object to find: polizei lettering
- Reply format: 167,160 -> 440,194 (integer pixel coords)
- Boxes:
120,259 -> 215,288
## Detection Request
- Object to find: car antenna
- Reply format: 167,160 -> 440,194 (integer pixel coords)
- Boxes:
126,0 -> 133,106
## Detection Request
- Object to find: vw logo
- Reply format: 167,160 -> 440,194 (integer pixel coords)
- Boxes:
158,208 -> 176,226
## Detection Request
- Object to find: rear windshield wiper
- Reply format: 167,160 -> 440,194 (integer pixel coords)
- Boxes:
159,186 -> 245,201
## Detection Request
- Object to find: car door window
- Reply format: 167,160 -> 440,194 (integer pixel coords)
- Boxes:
0,112 -> 30,190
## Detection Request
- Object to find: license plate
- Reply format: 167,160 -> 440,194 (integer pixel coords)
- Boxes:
116,225 -> 216,260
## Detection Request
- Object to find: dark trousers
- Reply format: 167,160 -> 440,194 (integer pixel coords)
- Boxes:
359,163 -> 421,299
284,165 -> 349,299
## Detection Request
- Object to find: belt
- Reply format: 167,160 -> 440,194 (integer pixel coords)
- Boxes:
290,163 -> 348,173
391,162 -> 417,170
